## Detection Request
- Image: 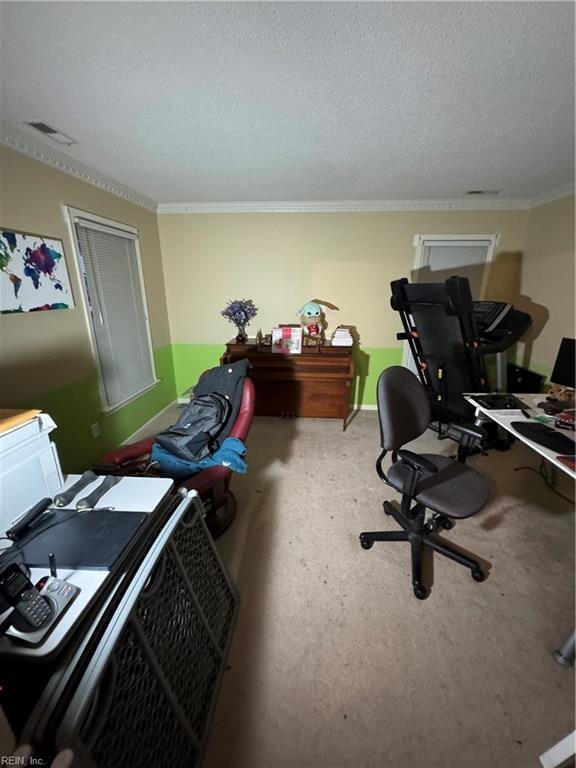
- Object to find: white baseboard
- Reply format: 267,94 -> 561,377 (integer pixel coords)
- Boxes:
121,400 -> 178,445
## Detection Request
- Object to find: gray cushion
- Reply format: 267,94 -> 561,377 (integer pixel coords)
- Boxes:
386,454 -> 490,519
377,367 -> 431,450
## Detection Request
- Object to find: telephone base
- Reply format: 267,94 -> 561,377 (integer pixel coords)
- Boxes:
6,578 -> 80,646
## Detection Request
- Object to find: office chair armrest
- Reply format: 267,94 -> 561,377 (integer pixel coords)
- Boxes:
451,422 -> 487,462
396,450 -> 438,475
394,451 -> 438,512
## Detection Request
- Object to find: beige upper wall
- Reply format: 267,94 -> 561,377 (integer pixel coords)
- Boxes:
0,146 -> 171,401
2,141 -> 571,391
518,195 -> 575,371
159,209 -> 529,349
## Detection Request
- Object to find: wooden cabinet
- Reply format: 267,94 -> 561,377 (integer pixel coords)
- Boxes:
221,340 -> 355,429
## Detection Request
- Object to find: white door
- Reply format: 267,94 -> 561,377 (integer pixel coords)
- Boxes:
402,234 -> 498,371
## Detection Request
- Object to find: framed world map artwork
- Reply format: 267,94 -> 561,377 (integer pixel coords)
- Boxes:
0,228 -> 75,313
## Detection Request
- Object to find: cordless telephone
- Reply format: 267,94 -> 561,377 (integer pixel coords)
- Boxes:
0,564 -> 53,628
0,562 -> 81,645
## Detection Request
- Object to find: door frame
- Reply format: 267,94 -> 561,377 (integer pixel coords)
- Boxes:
402,233 -> 500,369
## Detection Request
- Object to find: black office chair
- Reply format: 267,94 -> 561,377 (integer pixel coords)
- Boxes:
359,366 -> 491,599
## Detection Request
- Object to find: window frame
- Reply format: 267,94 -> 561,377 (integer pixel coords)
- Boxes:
66,206 -> 159,413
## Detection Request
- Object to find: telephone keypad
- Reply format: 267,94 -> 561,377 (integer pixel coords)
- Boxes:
19,590 -> 52,628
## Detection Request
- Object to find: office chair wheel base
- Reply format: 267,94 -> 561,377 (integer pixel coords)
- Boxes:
359,536 -> 373,550
471,569 -> 486,582
442,518 -> 455,530
413,584 -> 429,600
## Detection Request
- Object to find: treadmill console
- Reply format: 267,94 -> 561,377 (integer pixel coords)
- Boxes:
473,301 -> 512,333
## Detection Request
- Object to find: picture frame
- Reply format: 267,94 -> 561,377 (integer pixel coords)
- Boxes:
271,325 -> 303,354
0,227 -> 75,314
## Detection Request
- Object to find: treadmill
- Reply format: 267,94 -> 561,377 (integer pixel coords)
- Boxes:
390,276 -> 532,442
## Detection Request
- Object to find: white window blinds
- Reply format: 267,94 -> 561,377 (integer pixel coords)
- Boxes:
73,217 -> 156,409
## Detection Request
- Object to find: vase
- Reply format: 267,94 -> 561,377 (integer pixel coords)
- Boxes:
235,325 -> 248,343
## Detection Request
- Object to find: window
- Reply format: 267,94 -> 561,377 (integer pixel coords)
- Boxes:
412,234 -> 498,300
69,209 -> 157,410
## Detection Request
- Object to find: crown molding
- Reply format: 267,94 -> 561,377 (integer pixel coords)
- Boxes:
3,122 -> 572,215
158,183 -> 575,213
156,198 -> 534,214
529,181 -> 575,209
0,122 -> 157,212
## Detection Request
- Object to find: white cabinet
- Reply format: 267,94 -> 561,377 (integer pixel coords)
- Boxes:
0,413 -> 64,536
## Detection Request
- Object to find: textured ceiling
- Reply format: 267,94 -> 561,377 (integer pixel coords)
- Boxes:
1,1 -> 574,204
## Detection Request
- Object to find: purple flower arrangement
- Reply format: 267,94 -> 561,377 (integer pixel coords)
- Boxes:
221,299 -> 258,339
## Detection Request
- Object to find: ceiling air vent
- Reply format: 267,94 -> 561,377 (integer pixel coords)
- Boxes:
466,190 -> 501,196
23,121 -> 78,146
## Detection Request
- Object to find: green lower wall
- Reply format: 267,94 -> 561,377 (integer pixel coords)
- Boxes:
171,343 -> 404,407
171,344 -> 225,396
17,342 -> 553,475
352,346 -> 404,405
14,341 -> 554,475
171,344 -> 555,405
17,345 -> 177,472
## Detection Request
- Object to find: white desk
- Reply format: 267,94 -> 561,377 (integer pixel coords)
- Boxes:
0,475 -> 174,658
464,394 -> 575,480
466,393 -> 575,668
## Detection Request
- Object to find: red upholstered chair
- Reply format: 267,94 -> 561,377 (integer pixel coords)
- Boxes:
97,377 -> 255,537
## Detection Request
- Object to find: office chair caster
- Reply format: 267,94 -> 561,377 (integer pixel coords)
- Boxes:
424,514 -> 454,534
471,569 -> 487,582
359,535 -> 373,550
413,584 -> 430,600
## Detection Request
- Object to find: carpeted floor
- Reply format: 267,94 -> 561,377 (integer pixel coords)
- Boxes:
149,408 -> 575,768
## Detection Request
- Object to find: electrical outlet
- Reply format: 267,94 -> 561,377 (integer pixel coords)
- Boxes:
90,422 -> 101,439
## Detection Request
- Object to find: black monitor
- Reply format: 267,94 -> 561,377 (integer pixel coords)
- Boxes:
550,337 -> 575,389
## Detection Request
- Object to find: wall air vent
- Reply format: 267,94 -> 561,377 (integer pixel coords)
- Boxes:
23,121 -> 78,146
466,190 -> 501,195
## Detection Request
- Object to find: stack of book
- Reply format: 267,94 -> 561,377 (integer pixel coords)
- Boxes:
331,326 -> 354,346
